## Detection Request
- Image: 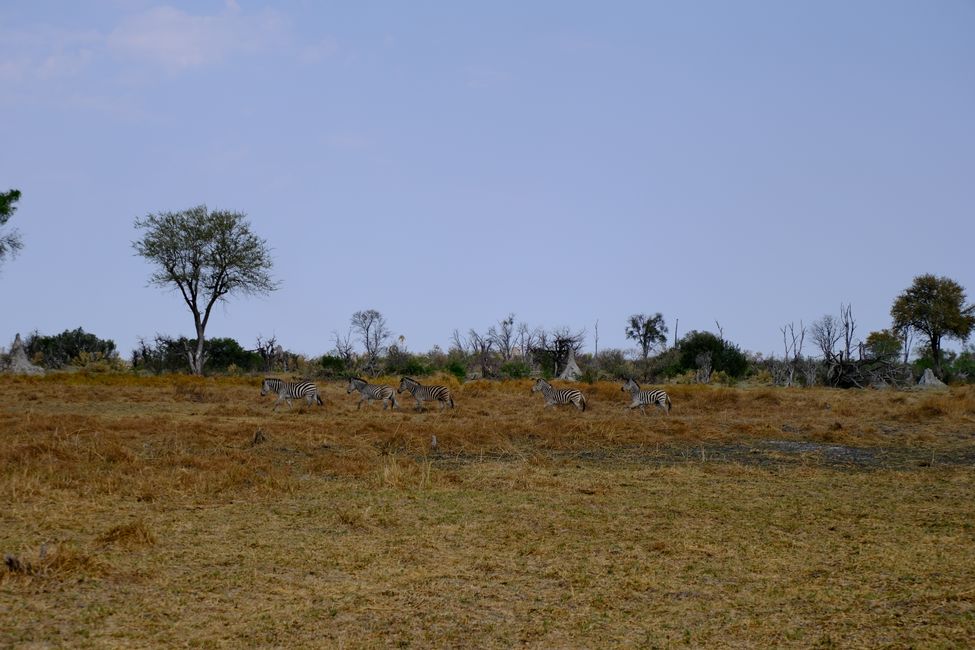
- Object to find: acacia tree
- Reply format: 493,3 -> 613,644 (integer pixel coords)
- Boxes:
891,274 -> 975,377
625,313 -> 668,362
133,205 -> 276,375
0,189 -> 23,267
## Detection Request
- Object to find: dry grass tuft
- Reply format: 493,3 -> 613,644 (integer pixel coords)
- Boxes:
3,542 -> 109,583
97,520 -> 156,548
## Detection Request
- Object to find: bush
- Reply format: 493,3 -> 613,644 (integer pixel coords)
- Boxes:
204,337 -> 263,373
26,328 -> 119,369
131,336 -> 191,374
674,331 -> 749,378
445,360 -> 467,381
500,360 -> 531,379
319,355 -> 348,377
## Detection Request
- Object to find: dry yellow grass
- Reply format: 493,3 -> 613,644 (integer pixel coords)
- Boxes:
1,374 -> 974,647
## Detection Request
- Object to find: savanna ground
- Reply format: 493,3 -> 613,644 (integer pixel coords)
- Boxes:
1,373 -> 974,648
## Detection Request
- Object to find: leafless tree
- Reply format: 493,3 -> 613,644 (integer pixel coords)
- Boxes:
780,321 -> 805,387
351,309 -> 391,376
467,329 -> 496,378
592,319 -> 599,370
899,325 -> 915,365
840,303 -> 857,362
331,328 -> 356,369
255,334 -> 278,372
811,315 -> 841,362
516,323 -> 540,360
487,314 -> 516,362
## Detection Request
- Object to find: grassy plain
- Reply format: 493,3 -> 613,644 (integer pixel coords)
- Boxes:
1,374 -> 974,647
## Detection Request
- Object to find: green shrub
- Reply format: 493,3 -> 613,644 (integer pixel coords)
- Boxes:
500,360 -> 531,379
26,327 -> 119,369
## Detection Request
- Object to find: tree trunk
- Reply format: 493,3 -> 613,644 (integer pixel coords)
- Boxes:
190,315 -> 206,375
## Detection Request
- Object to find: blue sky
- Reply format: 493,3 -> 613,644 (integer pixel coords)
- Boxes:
1,1 -> 973,360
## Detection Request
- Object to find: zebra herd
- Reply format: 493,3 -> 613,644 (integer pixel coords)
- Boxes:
261,376 -> 671,414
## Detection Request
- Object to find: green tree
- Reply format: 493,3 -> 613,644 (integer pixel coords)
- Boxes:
133,205 -> 277,375
625,313 -> 668,362
677,330 -> 749,378
891,274 -> 975,377
864,329 -> 902,362
0,188 -> 23,266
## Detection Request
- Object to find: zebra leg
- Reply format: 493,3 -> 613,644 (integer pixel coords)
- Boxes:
357,397 -> 366,410
414,398 -> 423,412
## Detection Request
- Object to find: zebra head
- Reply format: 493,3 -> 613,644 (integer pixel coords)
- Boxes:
260,378 -> 273,396
531,378 -> 549,393
397,377 -> 412,394
622,377 -> 640,394
347,377 -> 364,394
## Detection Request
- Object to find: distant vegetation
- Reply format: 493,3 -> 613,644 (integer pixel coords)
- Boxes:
4,274 -> 974,387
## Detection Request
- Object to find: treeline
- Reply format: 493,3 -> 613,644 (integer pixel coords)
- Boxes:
4,315 -> 974,386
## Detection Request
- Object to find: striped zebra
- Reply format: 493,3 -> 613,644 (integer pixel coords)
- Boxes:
531,378 -> 587,411
260,377 -> 324,411
397,376 -> 454,412
347,377 -> 399,410
621,378 -> 671,414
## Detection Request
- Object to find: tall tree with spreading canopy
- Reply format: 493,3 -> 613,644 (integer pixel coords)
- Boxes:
0,189 -> 23,266
625,313 -> 668,362
133,205 -> 277,375
891,274 -> 975,377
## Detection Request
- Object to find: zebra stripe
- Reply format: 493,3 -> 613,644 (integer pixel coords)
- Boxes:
531,378 -> 587,411
397,376 -> 454,411
621,378 -> 671,414
260,377 -> 324,411
347,377 -> 399,410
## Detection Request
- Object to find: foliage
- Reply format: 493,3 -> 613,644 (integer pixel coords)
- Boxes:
203,338 -> 263,373
133,205 -> 277,374
131,336 -> 191,374
674,331 -> 749,378
384,345 -> 432,377
625,313 -> 668,361
0,188 -> 23,264
319,355 -> 349,377
26,328 -> 119,369
499,360 -> 531,379
864,329 -> 902,362
891,274 -> 975,376
593,349 -> 633,380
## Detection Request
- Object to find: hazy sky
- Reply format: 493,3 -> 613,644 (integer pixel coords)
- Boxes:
2,1 -> 973,360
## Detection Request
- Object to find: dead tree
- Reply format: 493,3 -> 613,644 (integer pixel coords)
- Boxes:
487,314 -> 516,362
780,322 -> 805,387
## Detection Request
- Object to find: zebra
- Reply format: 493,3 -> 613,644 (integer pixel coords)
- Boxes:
260,377 -> 323,411
621,377 -> 671,414
346,377 -> 399,410
531,378 -> 586,411
397,376 -> 454,411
